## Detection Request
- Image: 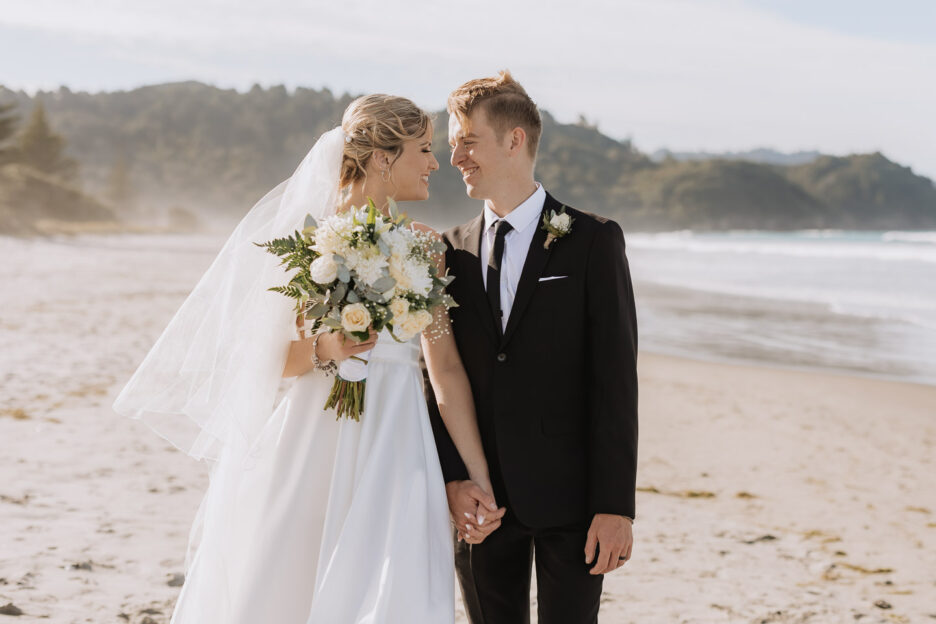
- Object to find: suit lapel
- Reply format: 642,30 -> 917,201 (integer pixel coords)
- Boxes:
500,193 -> 562,347
457,213 -> 499,344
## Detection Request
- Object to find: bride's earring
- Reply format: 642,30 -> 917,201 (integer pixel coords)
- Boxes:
381,168 -> 391,183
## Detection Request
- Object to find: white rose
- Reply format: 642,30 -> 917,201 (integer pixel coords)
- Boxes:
310,256 -> 338,284
550,212 -> 571,231
414,309 -> 434,331
396,312 -> 425,339
340,303 -> 372,332
389,297 -> 409,319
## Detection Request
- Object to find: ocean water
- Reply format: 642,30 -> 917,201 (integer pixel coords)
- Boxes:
2,230 -> 933,396
626,230 -> 936,385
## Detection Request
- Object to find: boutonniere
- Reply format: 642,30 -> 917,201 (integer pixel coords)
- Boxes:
541,206 -> 574,250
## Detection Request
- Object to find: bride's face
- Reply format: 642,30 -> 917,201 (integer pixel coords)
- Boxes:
387,127 -> 439,202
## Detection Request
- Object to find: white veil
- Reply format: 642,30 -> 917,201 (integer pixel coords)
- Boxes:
113,127 -> 346,462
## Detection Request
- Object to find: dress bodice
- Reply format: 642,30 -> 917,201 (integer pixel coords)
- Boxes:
367,330 -> 421,367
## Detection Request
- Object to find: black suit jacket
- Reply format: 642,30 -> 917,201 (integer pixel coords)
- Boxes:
428,192 -> 639,528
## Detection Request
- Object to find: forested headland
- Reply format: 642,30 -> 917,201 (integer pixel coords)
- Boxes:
1,81 -> 933,234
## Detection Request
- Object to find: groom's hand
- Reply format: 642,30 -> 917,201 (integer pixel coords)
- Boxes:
445,480 -> 505,544
584,514 -> 633,575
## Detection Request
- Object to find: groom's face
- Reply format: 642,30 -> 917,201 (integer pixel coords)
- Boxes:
448,107 -> 510,201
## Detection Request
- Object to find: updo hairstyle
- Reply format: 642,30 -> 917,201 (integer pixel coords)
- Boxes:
340,94 -> 432,188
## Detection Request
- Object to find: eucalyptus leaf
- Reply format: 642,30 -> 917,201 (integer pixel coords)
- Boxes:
332,254 -> 346,264
322,318 -> 343,330
329,282 -> 348,304
371,276 -> 396,292
365,290 -> 386,303
377,238 -> 390,256
346,289 -> 361,303
307,302 -> 330,318
304,214 -> 317,230
337,265 -> 351,283
349,329 -> 371,342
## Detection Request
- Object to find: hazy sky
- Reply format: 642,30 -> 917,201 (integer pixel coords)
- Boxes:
1,0 -> 934,178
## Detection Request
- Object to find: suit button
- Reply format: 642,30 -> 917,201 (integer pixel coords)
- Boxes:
496,353 -> 507,363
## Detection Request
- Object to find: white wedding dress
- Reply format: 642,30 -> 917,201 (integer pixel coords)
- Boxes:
170,331 -> 455,623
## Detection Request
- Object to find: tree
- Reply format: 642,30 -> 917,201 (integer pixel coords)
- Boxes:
0,102 -> 18,165
17,101 -> 77,181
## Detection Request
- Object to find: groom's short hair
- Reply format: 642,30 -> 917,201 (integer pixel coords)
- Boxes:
448,70 -> 542,159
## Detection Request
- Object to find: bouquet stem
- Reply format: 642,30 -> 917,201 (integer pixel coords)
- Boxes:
324,377 -> 366,421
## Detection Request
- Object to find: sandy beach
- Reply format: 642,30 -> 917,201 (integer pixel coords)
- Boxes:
2,234 -> 935,623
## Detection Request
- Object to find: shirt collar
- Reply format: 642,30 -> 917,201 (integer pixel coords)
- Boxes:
483,183 -> 546,235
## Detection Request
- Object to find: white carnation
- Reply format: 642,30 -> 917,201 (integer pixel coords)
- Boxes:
351,252 -> 389,287
382,229 -> 412,259
390,256 -> 433,296
312,219 -> 351,257
310,256 -> 338,284
388,256 -> 412,291
407,263 -> 434,296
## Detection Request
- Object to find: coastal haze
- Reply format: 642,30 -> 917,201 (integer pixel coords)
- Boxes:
2,2 -> 936,623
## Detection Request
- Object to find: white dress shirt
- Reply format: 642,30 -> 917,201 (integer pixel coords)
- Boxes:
480,183 -> 546,331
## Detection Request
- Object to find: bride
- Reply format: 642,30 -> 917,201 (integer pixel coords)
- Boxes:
114,95 -> 499,623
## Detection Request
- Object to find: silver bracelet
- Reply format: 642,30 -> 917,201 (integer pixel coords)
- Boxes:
311,332 -> 338,375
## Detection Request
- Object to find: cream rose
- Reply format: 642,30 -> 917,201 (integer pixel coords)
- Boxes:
310,255 -> 338,284
550,212 -> 571,231
340,303 -> 371,332
394,329 -> 417,342
389,297 -> 409,320
396,312 -> 425,339
414,309 -> 434,331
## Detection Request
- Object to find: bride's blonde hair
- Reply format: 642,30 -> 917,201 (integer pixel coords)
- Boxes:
340,95 -> 432,188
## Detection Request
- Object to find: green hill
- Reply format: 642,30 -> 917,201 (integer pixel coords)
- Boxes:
1,82 -> 933,232
783,153 -> 936,229
620,159 -> 829,230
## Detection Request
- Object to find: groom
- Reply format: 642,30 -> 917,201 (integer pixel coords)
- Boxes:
428,71 -> 639,623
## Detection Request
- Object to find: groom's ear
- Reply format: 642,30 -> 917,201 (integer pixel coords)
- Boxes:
506,127 -> 527,157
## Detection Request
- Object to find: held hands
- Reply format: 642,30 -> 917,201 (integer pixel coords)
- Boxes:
315,328 -> 378,362
445,480 -> 506,545
584,513 -> 633,575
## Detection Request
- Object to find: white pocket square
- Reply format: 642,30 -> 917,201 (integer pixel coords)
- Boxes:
538,275 -> 568,282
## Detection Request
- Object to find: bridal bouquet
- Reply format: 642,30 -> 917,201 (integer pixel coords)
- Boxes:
257,198 -> 456,420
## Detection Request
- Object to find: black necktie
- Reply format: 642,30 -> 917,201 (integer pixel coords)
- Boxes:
487,219 -> 513,336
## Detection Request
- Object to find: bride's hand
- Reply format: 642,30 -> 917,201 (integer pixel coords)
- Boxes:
449,477 -> 505,544
315,328 -> 378,362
